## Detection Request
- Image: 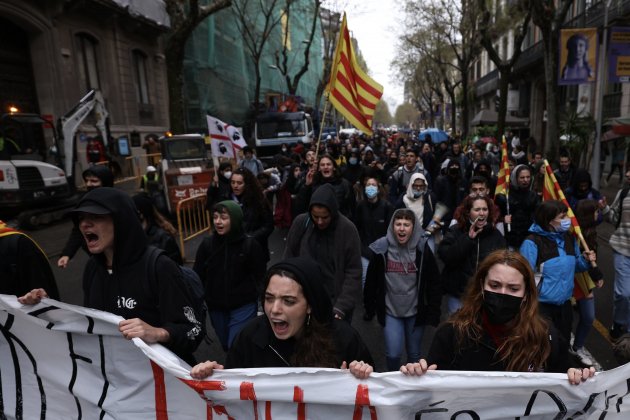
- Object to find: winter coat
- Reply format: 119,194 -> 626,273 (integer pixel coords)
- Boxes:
297,176 -> 356,221
438,224 -> 506,298
284,184 -> 362,317
496,170 -> 540,249
519,223 -> 590,305
355,198 -> 395,258
146,224 -> 183,265
225,315 -> 373,368
427,321 -> 569,373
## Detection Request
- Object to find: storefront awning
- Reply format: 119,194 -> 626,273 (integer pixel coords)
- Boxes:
470,109 -> 529,127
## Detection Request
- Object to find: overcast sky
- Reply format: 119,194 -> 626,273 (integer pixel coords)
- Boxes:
344,1 -> 404,114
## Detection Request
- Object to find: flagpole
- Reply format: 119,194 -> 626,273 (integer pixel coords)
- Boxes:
315,97 -> 330,159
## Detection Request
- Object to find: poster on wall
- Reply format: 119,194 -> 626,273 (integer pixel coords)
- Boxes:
609,26 -> 630,83
558,28 -> 598,85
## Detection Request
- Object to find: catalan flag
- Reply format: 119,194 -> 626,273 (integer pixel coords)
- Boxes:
494,136 -> 511,197
326,13 -> 383,136
542,159 -> 583,238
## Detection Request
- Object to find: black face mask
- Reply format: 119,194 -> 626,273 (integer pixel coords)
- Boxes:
482,290 -> 523,324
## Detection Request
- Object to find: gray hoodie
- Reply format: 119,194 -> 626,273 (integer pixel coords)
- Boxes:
369,208 -> 425,317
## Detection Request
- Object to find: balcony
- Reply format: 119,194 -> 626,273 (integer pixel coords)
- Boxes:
475,69 -> 499,96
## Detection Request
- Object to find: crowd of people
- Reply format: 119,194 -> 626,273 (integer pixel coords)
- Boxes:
12,129 -> 630,389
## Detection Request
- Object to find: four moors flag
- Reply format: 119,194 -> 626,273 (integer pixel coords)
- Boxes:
327,13 -> 384,135
206,115 -> 247,160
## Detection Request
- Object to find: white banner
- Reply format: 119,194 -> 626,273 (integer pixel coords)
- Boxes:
206,115 -> 246,161
1,295 -> 630,419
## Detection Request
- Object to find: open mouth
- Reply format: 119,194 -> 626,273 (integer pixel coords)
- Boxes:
270,319 -> 289,335
84,232 -> 99,245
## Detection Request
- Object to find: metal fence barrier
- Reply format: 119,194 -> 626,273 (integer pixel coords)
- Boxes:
176,194 -> 211,262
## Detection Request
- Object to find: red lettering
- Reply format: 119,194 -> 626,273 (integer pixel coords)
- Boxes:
150,361 -> 168,420
293,386 -> 306,420
240,382 -> 259,420
353,384 -> 378,420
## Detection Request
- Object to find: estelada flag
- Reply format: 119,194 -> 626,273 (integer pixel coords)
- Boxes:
326,13 -> 383,136
494,135 -> 511,198
542,159 -> 583,238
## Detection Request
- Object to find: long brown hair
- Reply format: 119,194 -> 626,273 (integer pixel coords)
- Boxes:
263,269 -> 338,368
449,250 -> 551,371
454,195 -> 498,229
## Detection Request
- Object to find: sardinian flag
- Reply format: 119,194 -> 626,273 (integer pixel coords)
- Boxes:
207,115 -> 246,160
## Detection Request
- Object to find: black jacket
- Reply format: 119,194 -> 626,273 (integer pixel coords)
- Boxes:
146,224 -> 183,265
427,321 -> 569,373
355,198 -> 395,258
193,233 -> 265,311
297,176 -> 356,221
225,315 -> 373,368
78,188 -> 202,363
438,225 -> 506,298
364,243 -> 441,327
496,187 -> 539,249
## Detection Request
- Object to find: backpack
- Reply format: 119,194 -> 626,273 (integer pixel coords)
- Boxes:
527,233 -> 576,304
145,246 -> 209,344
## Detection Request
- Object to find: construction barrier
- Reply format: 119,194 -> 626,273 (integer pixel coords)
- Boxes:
94,153 -> 161,186
175,194 -> 211,262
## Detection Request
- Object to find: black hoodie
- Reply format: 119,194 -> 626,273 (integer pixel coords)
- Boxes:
75,188 -> 201,362
284,184 -> 362,318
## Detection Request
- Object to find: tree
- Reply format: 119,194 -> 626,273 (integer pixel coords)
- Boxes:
233,0 -> 285,114
394,103 -> 420,128
477,0 -> 531,139
164,0 -> 232,133
374,100 -> 393,127
524,0 -> 574,157
274,0 -> 321,95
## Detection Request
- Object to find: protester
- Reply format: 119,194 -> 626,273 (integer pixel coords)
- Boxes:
132,193 -> 183,265
387,148 -> 431,204
193,200 -> 265,350
520,200 -> 595,345
284,184 -> 362,321
239,146 -> 264,176
297,154 -> 355,220
571,199 -> 604,365
57,165 -> 114,268
395,173 -> 437,231
565,169 -> 606,212
364,209 -> 441,371
0,220 -> 60,299
554,154 -> 576,192
205,161 -> 232,211
438,195 -> 506,314
354,176 -> 394,292
190,257 -> 373,379
496,164 -> 539,249
602,170 -> 630,339
434,159 -> 467,227
400,250 -> 596,385
19,187 -> 203,364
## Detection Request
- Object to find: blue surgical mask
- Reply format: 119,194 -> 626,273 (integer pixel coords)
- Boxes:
555,218 -> 572,232
349,157 -> 358,165
365,185 -> 378,199
413,190 -> 424,199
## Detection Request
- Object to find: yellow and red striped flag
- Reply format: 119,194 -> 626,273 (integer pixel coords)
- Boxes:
494,136 -> 511,197
326,13 -> 383,136
542,159 -> 583,238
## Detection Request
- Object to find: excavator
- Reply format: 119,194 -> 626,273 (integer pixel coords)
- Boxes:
0,90 -> 111,227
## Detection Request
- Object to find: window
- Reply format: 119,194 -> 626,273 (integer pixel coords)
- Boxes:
76,33 -> 100,90
133,50 -> 150,104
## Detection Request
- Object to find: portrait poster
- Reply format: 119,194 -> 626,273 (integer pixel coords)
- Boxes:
609,26 -> 630,83
558,28 -> 598,85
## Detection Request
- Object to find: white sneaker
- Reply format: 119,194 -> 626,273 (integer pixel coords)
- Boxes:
570,346 -> 593,366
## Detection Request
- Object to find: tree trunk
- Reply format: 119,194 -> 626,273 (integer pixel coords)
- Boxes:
460,69 -> 470,139
497,68 -> 510,140
165,42 -> 186,134
542,30 -> 560,158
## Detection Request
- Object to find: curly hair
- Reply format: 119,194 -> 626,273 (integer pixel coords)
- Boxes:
262,269 -> 338,368
453,195 -> 498,229
231,167 -> 271,215
450,250 -> 551,371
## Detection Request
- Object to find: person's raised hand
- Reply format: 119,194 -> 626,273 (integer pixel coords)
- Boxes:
18,288 -> 48,305
57,256 -> 70,268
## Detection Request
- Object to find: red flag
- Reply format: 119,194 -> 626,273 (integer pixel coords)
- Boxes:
494,136 -> 510,198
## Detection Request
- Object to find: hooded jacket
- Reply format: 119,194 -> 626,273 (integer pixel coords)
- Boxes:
61,166 -> 115,259
387,162 -> 432,204
434,159 -> 467,225
565,169 -> 603,211
364,209 -> 441,326
193,200 -> 266,311
284,184 -> 362,318
438,218 -> 506,298
495,164 -> 539,248
226,257 -> 372,368
519,223 -> 590,305
355,191 -> 395,258
396,173 -> 436,229
76,188 -> 201,362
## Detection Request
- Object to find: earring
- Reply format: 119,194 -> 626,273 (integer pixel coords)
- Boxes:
306,313 -> 311,327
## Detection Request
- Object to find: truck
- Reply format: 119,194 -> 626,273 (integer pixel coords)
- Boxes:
254,111 -> 313,161
157,134 -> 213,214
0,90 -> 112,227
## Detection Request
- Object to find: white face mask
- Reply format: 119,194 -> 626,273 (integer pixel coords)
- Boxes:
223,171 -> 232,180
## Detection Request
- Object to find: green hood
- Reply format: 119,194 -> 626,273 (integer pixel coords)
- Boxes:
213,200 -> 244,241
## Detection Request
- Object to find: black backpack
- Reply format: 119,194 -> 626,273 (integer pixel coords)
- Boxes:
144,246 -> 209,345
